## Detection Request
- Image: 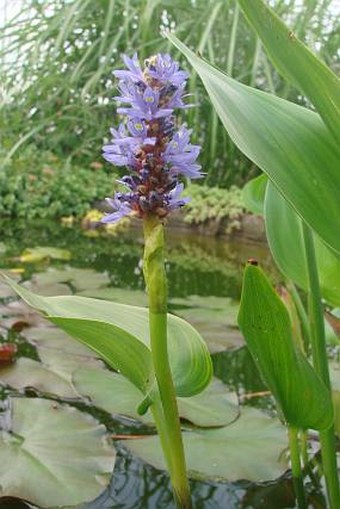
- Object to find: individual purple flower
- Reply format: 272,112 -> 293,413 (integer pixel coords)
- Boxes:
102,53 -> 202,223
145,54 -> 188,86
117,86 -> 173,120
101,197 -> 132,223
113,53 -> 144,83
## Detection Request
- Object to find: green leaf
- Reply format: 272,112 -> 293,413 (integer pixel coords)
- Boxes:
242,174 -> 267,215
265,181 -> 340,307
73,368 -> 239,428
166,33 -> 340,255
2,275 -> 212,398
0,397 -> 115,507
125,407 -> 288,482
238,263 -> 333,430
237,0 -> 340,145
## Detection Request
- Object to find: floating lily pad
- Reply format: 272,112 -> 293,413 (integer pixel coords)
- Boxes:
0,300 -> 47,330
170,295 -> 235,310
73,368 -> 239,428
0,358 -> 78,398
175,307 -> 237,327
32,267 -> 110,291
174,306 -> 242,352
22,278 -> 72,297
24,326 -> 99,357
19,247 -> 71,263
0,337 -> 103,398
0,397 -> 115,507
125,407 -> 288,482
0,282 -> 15,299
0,272 -> 20,299
78,287 -> 147,307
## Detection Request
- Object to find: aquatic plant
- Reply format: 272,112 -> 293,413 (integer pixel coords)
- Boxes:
167,0 -> 340,507
2,53 -> 212,509
100,52 -> 205,507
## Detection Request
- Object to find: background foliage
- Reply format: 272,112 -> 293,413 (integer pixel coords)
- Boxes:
0,0 -> 339,217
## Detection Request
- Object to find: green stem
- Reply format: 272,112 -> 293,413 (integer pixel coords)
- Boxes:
288,426 -> 307,509
302,222 -> 340,509
143,215 -> 192,509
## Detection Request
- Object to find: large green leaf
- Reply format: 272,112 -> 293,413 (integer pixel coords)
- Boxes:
0,397 -> 115,507
265,181 -> 340,307
166,33 -> 340,255
237,0 -> 340,145
238,263 -> 333,430
2,275 -> 212,398
125,407 -> 288,482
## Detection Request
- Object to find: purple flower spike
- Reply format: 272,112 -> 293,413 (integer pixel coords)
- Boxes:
101,52 -> 202,224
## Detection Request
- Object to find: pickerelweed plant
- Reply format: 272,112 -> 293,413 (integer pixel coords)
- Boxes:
100,52 -> 204,508
1,54 -> 212,509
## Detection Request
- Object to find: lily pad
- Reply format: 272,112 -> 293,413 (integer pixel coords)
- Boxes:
0,337 -> 103,398
73,368 -> 239,428
170,295 -> 235,310
0,358 -> 79,399
19,247 -> 71,263
174,305 -> 242,352
32,267 -> 110,291
78,287 -> 147,307
24,326 -> 99,357
0,397 -> 115,507
0,300 -> 48,330
22,278 -> 72,297
125,407 -> 288,482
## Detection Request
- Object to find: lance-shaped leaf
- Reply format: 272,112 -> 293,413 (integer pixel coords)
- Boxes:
166,34 -> 340,255
238,263 -> 333,430
265,181 -> 340,307
242,173 -> 267,215
2,275 -> 212,398
237,0 -> 340,145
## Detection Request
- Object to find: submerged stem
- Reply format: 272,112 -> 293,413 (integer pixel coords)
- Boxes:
143,215 -> 192,509
302,222 -> 340,509
288,426 -> 307,509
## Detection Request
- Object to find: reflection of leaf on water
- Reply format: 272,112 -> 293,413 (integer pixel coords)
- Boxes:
0,398 -> 115,507
73,368 -> 239,428
126,406 -> 288,482
19,246 -> 71,263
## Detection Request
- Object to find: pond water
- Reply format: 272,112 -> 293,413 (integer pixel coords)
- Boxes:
0,220 -> 327,509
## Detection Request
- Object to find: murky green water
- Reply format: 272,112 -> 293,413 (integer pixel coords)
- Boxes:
0,220 -> 326,509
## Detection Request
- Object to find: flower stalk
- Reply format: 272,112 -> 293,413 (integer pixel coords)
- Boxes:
143,215 -> 192,509
101,53 -> 201,509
